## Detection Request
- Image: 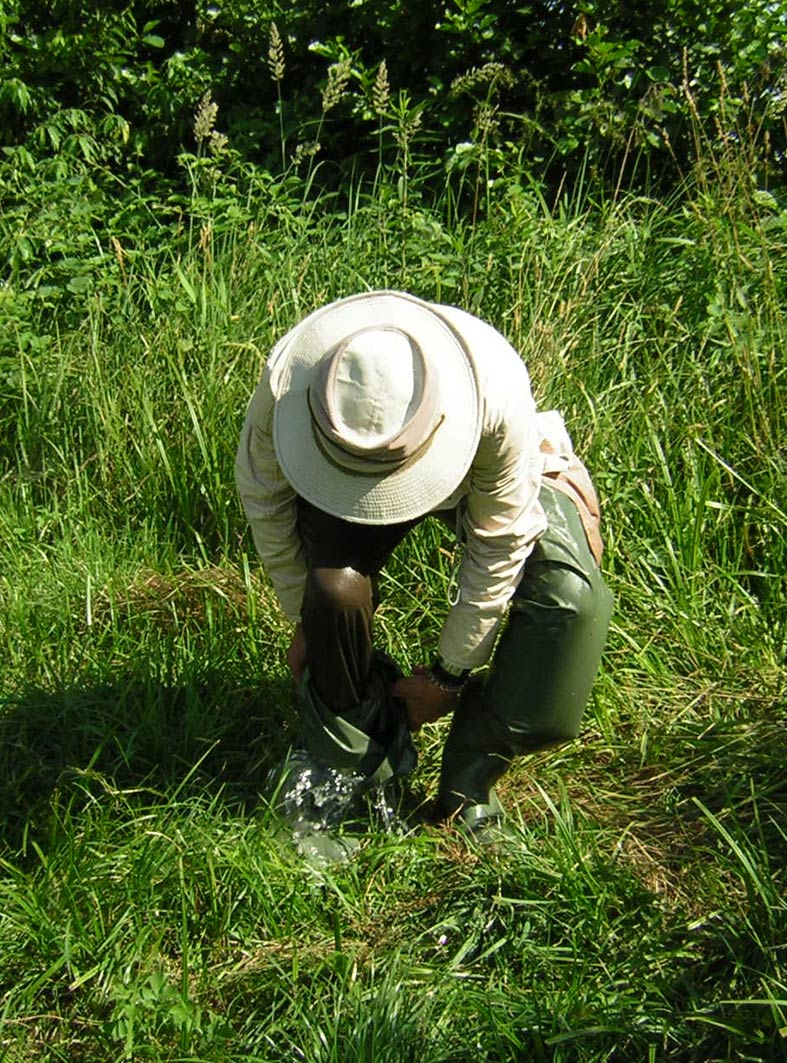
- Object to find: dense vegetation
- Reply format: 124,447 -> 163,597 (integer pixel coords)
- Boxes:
3,0 -> 786,180
1,2 -> 786,1060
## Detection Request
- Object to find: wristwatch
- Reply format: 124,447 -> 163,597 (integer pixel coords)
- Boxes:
429,658 -> 471,694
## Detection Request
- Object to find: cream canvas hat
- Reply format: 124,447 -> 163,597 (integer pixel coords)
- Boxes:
270,291 -> 482,524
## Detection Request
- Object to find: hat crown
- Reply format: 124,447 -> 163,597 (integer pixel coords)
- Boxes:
272,290 -> 482,524
331,327 -> 424,448
308,325 -> 441,471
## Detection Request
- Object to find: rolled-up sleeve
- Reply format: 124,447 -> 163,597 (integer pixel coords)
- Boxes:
234,365 -> 306,622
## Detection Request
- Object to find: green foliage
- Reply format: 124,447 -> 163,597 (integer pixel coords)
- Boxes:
0,11 -> 786,1057
1,0 -> 785,199
565,0 -> 787,180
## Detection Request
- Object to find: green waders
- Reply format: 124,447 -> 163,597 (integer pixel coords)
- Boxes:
296,650 -> 417,787
286,485 -> 611,835
279,500 -> 419,825
434,483 -> 613,822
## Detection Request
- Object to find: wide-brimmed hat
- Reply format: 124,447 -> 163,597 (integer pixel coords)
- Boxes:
270,291 -> 482,524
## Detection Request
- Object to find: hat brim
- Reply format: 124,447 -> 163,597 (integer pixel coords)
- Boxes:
271,291 -> 482,524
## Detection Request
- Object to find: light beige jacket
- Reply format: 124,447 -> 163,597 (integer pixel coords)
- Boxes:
235,304 -> 578,673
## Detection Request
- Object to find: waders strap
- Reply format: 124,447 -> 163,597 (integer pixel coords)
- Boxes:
540,441 -> 604,565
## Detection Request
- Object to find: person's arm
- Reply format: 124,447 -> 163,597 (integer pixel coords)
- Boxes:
394,313 -> 546,729
397,419 -> 545,728
234,364 -> 307,622
436,409 -> 544,673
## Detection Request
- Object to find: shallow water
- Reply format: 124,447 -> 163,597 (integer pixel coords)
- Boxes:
275,751 -> 407,863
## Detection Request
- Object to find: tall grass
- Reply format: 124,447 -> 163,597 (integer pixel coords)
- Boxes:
0,124 -> 785,1060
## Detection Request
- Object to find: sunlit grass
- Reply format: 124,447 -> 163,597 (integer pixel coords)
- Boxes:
0,153 -> 785,1060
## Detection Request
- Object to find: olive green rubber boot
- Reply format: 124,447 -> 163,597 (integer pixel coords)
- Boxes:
436,486 -> 613,821
434,680 -> 513,820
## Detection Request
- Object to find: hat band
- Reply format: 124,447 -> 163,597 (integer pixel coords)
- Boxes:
309,409 -> 445,477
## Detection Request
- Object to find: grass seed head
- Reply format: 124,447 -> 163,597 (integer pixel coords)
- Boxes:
474,101 -> 500,138
292,140 -> 321,166
268,22 -> 285,83
321,57 -> 352,113
209,131 -> 228,156
451,62 -> 515,97
373,59 -> 391,116
194,90 -> 218,146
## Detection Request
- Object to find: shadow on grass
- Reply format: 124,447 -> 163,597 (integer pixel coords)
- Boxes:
0,665 -> 296,853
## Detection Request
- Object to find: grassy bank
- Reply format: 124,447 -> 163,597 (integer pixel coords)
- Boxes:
0,148 -> 785,1060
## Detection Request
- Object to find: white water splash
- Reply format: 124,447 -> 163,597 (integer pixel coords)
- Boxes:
273,750 -> 407,864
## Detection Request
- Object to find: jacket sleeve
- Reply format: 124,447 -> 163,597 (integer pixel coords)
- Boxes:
436,409 -> 545,671
234,365 -> 307,622
433,307 -> 546,672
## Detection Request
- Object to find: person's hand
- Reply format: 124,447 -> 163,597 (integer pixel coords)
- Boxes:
392,666 -> 459,733
286,622 -> 307,681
